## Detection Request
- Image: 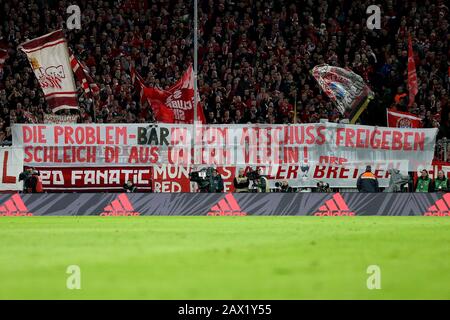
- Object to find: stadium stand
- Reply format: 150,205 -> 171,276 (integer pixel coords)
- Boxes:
0,0 -> 448,147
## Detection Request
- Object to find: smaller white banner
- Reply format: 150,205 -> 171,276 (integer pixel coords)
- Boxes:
0,147 -> 24,191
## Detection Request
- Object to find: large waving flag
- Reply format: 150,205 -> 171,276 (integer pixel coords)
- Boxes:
407,34 -> 418,107
131,67 -> 175,123
311,64 -> 373,123
142,65 -> 205,124
18,30 -> 78,113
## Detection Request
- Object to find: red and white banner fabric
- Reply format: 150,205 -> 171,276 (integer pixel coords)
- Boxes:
43,113 -> 79,124
33,162 -> 410,191
35,166 -> 153,192
387,109 -> 422,128
69,50 -> 99,99
12,123 -> 437,172
131,67 -> 175,123
143,65 -> 205,124
0,147 -> 24,191
19,30 -> 78,112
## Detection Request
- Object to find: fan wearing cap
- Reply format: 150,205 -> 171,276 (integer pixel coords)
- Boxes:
356,165 -> 379,193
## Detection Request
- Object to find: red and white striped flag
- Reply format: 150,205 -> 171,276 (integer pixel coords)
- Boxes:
22,110 -> 38,124
69,49 -> 99,98
407,34 -> 418,107
18,30 -> 78,112
387,109 -> 422,128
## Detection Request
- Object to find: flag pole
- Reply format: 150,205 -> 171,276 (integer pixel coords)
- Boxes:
193,0 -> 198,167
193,0 -> 198,122
350,96 -> 372,124
92,96 -> 97,123
293,89 -> 297,124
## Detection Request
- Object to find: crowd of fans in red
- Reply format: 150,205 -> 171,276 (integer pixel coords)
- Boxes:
0,0 -> 448,145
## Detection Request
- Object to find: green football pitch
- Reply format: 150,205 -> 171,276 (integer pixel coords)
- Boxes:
0,217 -> 449,300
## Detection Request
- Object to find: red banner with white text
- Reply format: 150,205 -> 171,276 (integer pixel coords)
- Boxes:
33,161 -> 409,192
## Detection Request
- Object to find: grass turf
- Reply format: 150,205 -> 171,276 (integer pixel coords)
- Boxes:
0,217 -> 449,300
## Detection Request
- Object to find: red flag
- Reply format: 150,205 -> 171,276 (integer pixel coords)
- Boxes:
407,34 -> 418,107
131,67 -> 175,123
387,109 -> 422,128
69,49 -> 99,98
143,65 -> 205,124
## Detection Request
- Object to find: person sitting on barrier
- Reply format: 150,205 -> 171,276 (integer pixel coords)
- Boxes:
233,168 -> 249,193
123,180 -> 137,193
357,166 -> 379,193
432,170 -> 448,192
415,169 -> 433,192
209,169 -> 224,193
